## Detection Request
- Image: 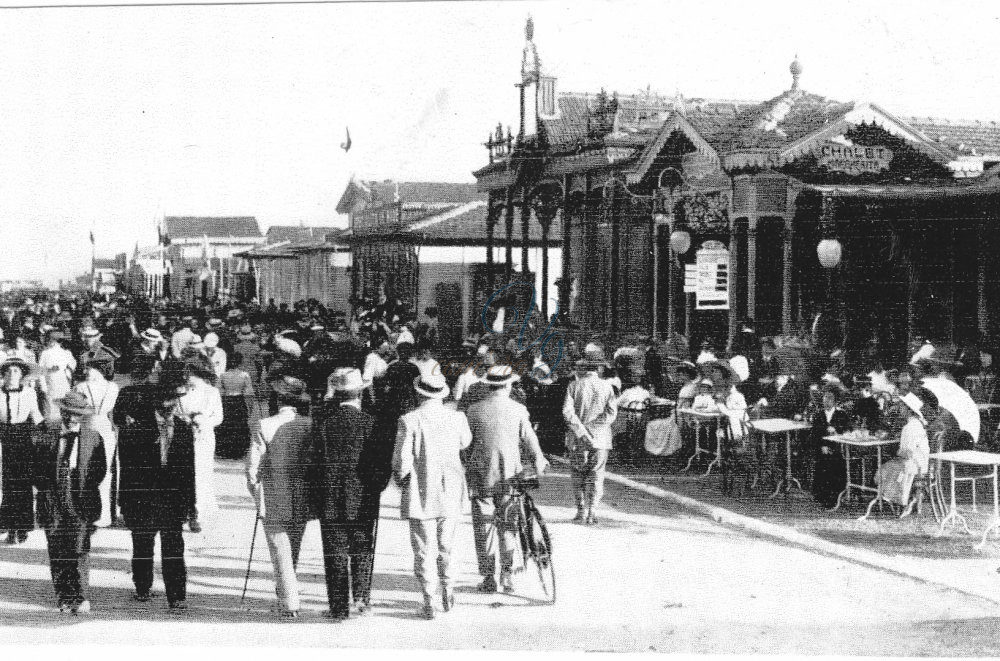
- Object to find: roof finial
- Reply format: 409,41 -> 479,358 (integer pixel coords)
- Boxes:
525,15 -> 534,42
789,54 -> 803,91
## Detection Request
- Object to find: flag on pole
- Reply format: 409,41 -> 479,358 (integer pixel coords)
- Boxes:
340,126 -> 352,152
89,231 -> 95,245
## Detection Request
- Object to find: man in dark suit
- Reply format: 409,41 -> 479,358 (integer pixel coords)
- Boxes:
33,390 -> 106,614
115,359 -> 193,609
314,368 -> 392,620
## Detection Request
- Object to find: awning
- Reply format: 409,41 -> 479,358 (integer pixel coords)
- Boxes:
804,179 -> 1000,200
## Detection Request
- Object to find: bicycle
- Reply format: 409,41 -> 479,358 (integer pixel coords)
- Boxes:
498,470 -> 556,604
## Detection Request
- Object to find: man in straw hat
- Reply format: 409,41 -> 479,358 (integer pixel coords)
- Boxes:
563,344 -> 618,525
246,375 -> 314,618
392,368 -> 472,619
33,390 -> 103,614
314,367 -> 392,620
465,364 -> 549,594
78,326 -> 119,381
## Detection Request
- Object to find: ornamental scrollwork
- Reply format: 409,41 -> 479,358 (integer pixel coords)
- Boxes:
681,191 -> 730,234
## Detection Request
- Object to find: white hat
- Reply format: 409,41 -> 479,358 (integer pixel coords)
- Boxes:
204,332 -> 219,349
81,327 -> 101,339
187,335 -> 205,349
274,335 -> 302,358
900,392 -> 926,422
328,367 -> 364,393
141,328 -> 162,342
484,364 -> 519,387
910,342 -> 936,366
413,370 -> 449,399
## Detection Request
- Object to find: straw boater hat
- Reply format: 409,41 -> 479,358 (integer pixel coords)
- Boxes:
206,318 -> 224,330
187,335 -> 205,350
675,361 -> 699,379
81,327 -> 102,340
237,324 -> 256,339
698,377 -> 714,388
227,309 -> 243,320
900,392 -> 926,423
271,375 -> 311,403
484,364 -> 519,388
274,335 -> 302,358
413,370 -> 449,399
328,367 -> 364,394
55,390 -> 96,416
141,328 -> 163,343
203,333 -> 220,349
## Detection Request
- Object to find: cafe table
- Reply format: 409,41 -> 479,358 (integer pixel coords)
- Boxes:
676,407 -> 724,476
748,418 -> 811,497
929,450 -> 1000,549
824,432 -> 898,511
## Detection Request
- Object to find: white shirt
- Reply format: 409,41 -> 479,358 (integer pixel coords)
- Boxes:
362,351 -> 388,387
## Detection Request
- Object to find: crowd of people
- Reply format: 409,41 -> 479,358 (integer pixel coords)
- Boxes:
3,290 -> 989,620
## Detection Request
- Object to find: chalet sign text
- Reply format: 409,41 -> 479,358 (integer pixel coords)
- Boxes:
817,143 -> 894,175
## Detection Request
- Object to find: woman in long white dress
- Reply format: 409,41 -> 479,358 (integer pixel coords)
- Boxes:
177,362 -> 224,532
73,355 -> 120,527
874,392 -> 930,506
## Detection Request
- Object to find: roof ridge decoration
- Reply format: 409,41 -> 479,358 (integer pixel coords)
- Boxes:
406,200 -> 488,233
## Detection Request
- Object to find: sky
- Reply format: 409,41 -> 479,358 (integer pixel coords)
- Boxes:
2,0 -> 1000,286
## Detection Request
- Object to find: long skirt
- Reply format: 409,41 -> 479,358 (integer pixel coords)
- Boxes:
0,422 -> 36,531
874,457 -> 920,506
812,445 -> 847,508
217,396 -> 250,459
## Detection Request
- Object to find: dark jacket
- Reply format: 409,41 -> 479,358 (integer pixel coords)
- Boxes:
33,427 -> 107,527
314,404 -> 390,522
762,378 -> 808,419
115,387 -> 196,528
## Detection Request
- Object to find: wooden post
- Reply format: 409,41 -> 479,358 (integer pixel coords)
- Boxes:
747,179 -> 759,323
610,183 -> 620,335
521,195 -> 531,278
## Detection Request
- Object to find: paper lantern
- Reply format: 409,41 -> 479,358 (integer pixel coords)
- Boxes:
817,238 -> 842,268
669,229 -> 692,255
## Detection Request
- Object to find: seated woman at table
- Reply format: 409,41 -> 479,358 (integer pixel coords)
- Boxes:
873,391 -> 930,507
711,362 -> 748,441
811,384 -> 853,508
692,378 -> 717,411
670,361 -> 700,409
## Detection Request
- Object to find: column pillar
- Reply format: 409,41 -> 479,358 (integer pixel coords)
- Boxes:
560,174 -> 572,321
520,194 -> 531,277
504,188 -> 515,283
728,221 -> 741,349
746,181 -> 759,323
486,192 -> 497,292
535,197 -> 558,324
609,183 -> 620,335
782,218 -> 794,335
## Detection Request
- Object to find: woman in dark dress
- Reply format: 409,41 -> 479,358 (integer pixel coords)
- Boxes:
0,358 -> 44,544
811,384 -> 853,509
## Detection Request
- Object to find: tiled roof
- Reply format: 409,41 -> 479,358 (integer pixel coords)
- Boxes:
265,225 -> 345,244
92,258 -> 119,270
902,117 -> 1000,158
164,216 -> 262,239
718,90 -> 856,152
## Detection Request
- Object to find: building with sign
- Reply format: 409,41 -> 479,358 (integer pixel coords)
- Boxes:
473,19 -> 1000,363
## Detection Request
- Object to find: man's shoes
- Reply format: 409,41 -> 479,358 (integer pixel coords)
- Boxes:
57,601 -> 71,614
441,587 -> 455,612
168,600 -> 188,611
585,512 -> 599,526
72,600 -> 91,614
278,609 -> 300,619
476,576 -> 497,593
5,531 -> 16,545
572,510 -> 586,523
499,571 -> 515,594
187,519 -> 202,534
354,601 -> 373,617
15,530 -> 28,544
323,609 -> 349,621
420,596 -> 436,620
132,590 -> 151,603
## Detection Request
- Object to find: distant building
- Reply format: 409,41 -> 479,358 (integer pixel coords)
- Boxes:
162,216 -> 265,303
0,279 -> 46,295
92,255 -> 125,296
238,229 -> 352,311
339,179 -> 561,345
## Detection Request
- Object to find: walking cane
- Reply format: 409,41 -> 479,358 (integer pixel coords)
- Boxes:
241,494 -> 262,603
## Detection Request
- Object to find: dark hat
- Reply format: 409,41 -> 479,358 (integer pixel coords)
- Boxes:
0,357 -> 33,376
271,375 -> 310,403
55,390 -> 95,416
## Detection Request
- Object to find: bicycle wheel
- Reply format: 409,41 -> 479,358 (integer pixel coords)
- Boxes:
523,497 -> 556,603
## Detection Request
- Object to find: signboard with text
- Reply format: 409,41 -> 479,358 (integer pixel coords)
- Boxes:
817,142 -> 894,175
695,244 -> 729,310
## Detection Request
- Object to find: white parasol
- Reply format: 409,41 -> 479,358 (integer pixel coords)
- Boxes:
920,377 -> 980,443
